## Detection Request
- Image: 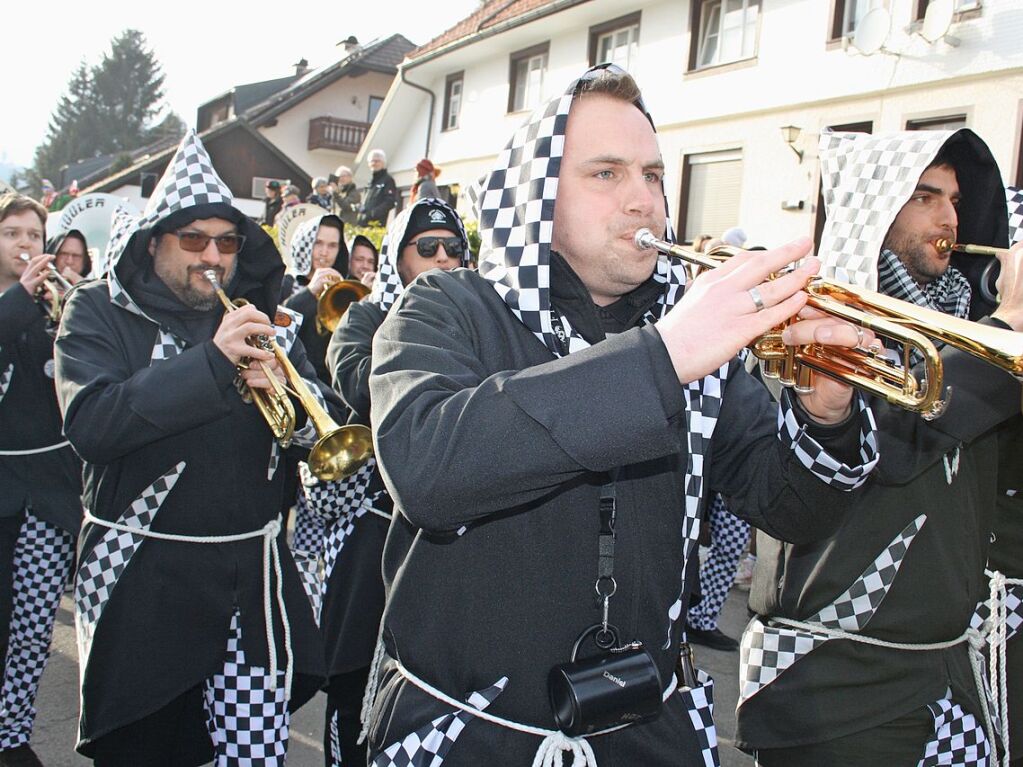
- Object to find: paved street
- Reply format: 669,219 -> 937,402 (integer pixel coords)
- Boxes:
33,589 -> 755,766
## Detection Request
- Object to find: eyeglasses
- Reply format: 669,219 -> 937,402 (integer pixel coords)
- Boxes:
407,236 -> 464,259
170,231 -> 246,255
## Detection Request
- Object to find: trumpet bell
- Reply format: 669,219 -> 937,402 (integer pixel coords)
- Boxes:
307,424 -> 374,481
317,279 -> 371,335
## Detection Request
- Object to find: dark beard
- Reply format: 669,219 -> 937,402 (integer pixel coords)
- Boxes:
881,232 -> 946,286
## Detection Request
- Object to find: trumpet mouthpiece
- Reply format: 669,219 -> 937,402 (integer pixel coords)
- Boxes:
934,238 -> 954,253
18,253 -> 29,262
634,229 -> 655,249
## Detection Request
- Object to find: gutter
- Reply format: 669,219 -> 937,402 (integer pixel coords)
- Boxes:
400,68 -> 436,159
405,0 -> 591,69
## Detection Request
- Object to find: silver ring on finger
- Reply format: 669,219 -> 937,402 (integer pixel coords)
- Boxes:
855,326 -> 865,347
748,286 -> 766,313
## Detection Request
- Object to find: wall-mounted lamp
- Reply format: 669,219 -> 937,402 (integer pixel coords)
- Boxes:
780,125 -> 804,163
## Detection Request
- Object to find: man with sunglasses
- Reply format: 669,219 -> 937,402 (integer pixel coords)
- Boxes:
301,198 -> 469,767
54,132 -> 337,766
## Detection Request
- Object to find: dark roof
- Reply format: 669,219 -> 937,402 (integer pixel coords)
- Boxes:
233,75 -> 302,113
409,0 -> 587,60
246,34 -> 416,126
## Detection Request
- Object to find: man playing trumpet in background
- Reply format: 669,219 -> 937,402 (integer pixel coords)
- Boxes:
0,194 -> 82,767
737,129 -> 1023,766
54,131 -> 341,766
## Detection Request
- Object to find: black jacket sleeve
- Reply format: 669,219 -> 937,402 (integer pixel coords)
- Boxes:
0,284 -> 42,345
326,301 -> 383,421
55,287 -> 244,464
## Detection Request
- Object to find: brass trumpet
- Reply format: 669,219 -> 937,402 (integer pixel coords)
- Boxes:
204,270 -> 373,480
934,238 -> 1006,305
19,253 -> 73,323
316,277 -> 370,335
634,229 -> 1023,419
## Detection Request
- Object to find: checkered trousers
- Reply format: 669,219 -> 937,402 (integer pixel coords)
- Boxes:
1007,186 -> 1023,245
919,696 -> 991,766
738,514 -> 927,705
680,669 -> 720,767
371,677 -> 508,767
0,511 -> 75,749
688,496 -> 751,632
203,611 -> 290,766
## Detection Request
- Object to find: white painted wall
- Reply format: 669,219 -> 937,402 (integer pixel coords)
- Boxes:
376,0 -> 1023,238
258,70 -> 396,181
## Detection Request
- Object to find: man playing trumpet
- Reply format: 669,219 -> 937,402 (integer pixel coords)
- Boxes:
738,129 -> 1023,766
55,132 -> 341,765
0,193 -> 82,767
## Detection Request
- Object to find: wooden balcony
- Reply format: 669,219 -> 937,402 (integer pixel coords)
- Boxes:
308,117 -> 369,153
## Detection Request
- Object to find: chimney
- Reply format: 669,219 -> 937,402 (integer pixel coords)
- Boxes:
293,58 -> 310,76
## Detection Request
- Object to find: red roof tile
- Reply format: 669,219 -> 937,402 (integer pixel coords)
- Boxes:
408,0 -> 566,60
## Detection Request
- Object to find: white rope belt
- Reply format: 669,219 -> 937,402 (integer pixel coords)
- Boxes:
986,569 -> 1022,767
0,439 -> 71,456
773,616 -> 993,758
82,510 -> 293,698
393,660 -> 679,767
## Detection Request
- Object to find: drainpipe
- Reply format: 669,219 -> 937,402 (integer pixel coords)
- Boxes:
400,66 -> 436,159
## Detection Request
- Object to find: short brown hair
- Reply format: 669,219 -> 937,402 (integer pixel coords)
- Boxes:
574,68 -> 642,104
0,193 -> 47,228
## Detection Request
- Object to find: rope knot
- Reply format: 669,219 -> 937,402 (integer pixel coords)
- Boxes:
966,627 -> 986,653
531,731 -> 598,767
264,518 -> 282,538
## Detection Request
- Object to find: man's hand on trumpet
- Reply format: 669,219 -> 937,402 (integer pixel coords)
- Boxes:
212,303 -> 286,391
655,236 -> 876,424
992,240 -> 1023,331
18,253 -> 55,297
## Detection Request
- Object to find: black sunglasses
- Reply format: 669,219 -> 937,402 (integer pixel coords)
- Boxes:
407,236 -> 464,259
171,230 -> 246,255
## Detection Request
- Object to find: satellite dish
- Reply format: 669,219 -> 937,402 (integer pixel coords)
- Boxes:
921,0 -> 954,43
852,7 -> 891,55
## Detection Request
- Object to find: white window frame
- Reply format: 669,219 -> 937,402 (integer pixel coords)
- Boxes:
596,22 -> 640,69
843,0 -> 885,37
509,47 -> 548,113
696,0 -> 760,69
444,73 -> 463,131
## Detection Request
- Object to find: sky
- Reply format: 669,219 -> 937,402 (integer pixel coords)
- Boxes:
2,0 -> 482,169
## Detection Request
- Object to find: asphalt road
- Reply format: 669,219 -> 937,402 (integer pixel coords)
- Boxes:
33,590 -> 755,766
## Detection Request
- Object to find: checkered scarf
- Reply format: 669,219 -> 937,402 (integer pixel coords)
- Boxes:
877,247 -> 971,367
368,198 -> 470,313
818,129 -> 961,290
471,64 -> 687,358
1008,186 -> 1023,245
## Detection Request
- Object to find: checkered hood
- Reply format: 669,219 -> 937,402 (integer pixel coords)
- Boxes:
96,206 -> 139,279
1008,186 -> 1023,244
818,128 -> 1007,290
289,214 -> 347,277
368,198 -> 469,313
104,130 -> 285,320
471,65 -> 685,358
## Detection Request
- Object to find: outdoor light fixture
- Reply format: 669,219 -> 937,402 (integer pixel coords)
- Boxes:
780,125 -> 804,163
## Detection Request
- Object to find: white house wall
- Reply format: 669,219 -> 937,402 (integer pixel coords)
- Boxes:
258,70 -> 396,182
380,0 -> 1023,243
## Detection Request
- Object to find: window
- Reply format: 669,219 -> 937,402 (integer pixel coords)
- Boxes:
914,0 -> 981,20
691,0 -> 760,70
443,72 -> 464,132
367,96 -> 385,124
589,13 -> 641,69
906,114 -> 967,131
508,43 -> 549,113
678,149 -> 743,243
251,176 -> 289,199
830,0 -> 884,40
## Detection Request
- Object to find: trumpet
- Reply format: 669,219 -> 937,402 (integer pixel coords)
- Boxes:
934,238 -> 1006,305
18,253 -> 73,323
204,270 -> 373,480
316,277 -> 370,335
634,229 -> 1023,419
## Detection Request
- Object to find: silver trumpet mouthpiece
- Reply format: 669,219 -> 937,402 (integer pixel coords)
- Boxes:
634,229 -> 656,249
18,253 -> 29,262
203,269 -> 222,289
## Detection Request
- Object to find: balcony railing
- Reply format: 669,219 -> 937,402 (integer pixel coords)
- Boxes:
308,117 -> 369,153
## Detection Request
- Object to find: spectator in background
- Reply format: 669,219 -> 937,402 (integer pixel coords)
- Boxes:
348,234 -> 378,287
261,179 -> 282,225
307,177 -> 332,210
282,184 -> 301,210
410,158 -> 441,203
330,166 -> 361,226
47,229 -> 91,285
40,180 -> 57,210
357,149 -> 397,226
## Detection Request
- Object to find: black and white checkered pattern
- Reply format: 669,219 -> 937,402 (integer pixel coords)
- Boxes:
970,583 -> 1023,642
300,459 -> 376,525
818,130 -> 956,289
139,130 -> 232,230
75,462 -> 186,664
808,514 -> 928,631
777,390 -> 878,490
150,327 -> 185,364
1007,186 -> 1023,245
368,198 -> 470,313
291,492 -> 325,554
0,361 -> 12,403
688,496 -> 751,632
679,669 -> 720,767
96,206 -> 139,279
738,617 -> 831,706
202,610 -> 289,766
371,677 -> 508,767
329,708 -> 342,767
287,217 -> 321,278
919,696 -> 991,766
0,512 -> 75,749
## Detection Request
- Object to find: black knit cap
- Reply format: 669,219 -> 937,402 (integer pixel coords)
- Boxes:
398,204 -> 460,256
